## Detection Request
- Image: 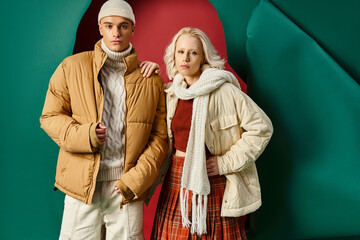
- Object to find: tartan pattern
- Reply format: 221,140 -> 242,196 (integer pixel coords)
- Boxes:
151,155 -> 247,240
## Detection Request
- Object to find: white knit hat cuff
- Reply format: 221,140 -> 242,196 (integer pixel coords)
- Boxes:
98,0 -> 135,24
98,8 -> 135,24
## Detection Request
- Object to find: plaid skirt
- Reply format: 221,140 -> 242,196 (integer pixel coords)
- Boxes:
151,155 -> 247,240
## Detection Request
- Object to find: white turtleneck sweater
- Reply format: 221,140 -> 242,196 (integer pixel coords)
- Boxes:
97,39 -> 132,181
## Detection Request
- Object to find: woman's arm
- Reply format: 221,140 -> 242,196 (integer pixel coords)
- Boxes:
139,61 -> 160,77
217,90 -> 273,175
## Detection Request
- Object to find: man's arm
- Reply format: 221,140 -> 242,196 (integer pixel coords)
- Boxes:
114,82 -> 168,201
40,62 -> 102,153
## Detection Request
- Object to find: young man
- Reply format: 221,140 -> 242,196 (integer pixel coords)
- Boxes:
40,0 -> 168,239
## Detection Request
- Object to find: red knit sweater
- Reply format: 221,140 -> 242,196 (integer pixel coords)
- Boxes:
171,99 -> 213,157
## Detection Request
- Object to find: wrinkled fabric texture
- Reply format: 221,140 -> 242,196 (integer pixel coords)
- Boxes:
40,40 -> 168,205
59,181 -> 144,240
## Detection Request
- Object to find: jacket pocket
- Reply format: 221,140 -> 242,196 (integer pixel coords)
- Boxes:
209,114 -> 241,155
126,200 -> 144,239
223,173 -> 255,209
56,149 -> 95,198
210,114 -> 239,130
240,171 -> 251,186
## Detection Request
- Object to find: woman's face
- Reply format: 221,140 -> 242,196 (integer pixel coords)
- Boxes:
175,34 -> 205,82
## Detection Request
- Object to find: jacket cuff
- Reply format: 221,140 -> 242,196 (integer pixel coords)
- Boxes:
217,155 -> 227,175
115,179 -> 135,200
90,123 -> 102,150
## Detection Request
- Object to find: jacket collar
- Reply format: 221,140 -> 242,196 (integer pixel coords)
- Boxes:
123,48 -> 139,75
94,40 -> 107,73
164,82 -> 174,93
93,39 -> 139,75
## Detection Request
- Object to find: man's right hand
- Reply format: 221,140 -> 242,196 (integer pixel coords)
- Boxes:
96,123 -> 107,144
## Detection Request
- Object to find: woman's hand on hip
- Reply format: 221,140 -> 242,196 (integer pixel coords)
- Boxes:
206,156 -> 219,176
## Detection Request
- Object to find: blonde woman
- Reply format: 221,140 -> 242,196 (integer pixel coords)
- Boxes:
151,27 -> 273,239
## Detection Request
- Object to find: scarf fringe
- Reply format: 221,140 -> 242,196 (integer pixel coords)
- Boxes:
180,188 -> 208,235
180,188 -> 191,228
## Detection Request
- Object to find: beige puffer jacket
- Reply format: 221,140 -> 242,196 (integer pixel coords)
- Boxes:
40,40 -> 168,205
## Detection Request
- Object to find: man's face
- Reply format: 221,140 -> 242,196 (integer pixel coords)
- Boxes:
98,16 -> 134,52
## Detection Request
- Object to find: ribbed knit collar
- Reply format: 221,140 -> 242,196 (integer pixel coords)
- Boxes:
101,38 -> 132,69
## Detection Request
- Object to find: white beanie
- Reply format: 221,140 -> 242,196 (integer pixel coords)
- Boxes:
98,0 -> 135,25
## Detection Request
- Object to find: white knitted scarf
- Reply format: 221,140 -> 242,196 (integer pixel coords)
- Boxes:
173,68 -> 240,235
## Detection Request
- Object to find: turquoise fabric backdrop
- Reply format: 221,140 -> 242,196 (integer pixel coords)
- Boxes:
245,1 -> 360,239
0,1 -> 91,239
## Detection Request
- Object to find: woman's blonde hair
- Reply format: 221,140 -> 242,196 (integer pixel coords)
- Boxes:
164,27 -> 225,80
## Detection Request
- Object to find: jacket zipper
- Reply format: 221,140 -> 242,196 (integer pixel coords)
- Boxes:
87,62 -> 105,204
120,56 -> 129,209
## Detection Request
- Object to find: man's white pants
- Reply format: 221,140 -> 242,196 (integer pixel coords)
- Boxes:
59,180 -> 144,240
